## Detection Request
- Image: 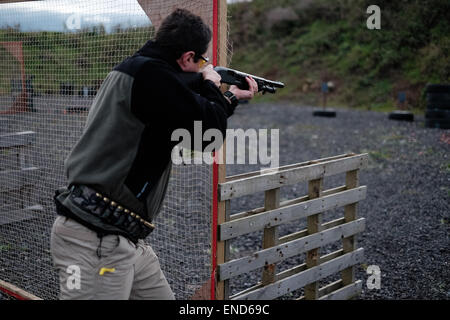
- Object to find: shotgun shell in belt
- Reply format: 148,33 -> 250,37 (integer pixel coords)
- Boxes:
143,220 -> 155,229
112,206 -> 123,217
113,206 -> 124,217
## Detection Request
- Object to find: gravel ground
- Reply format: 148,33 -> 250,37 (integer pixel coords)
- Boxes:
225,102 -> 449,299
1,98 -> 449,300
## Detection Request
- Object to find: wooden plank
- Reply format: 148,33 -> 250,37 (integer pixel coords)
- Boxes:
322,217 -> 346,230
319,279 -> 343,297
319,249 -> 344,264
215,153 -> 229,299
278,229 -> 309,244
277,248 -> 345,282
0,205 -> 43,225
261,188 -> 280,285
0,280 -> 42,300
0,167 -> 39,192
342,170 -> 359,286
219,186 -> 367,241
229,248 -> 345,300
278,212 -> 346,244
298,279 -> 344,300
305,178 -> 323,299
319,280 -> 362,300
0,131 -> 35,148
275,263 -> 307,282
218,218 -> 365,281
219,154 -> 368,201
230,185 -> 347,222
232,248 -> 364,300
226,153 -> 355,182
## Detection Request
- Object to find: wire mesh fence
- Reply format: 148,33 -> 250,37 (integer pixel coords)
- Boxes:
0,0 -> 219,300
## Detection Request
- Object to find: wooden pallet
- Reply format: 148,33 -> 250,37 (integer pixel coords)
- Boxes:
215,153 -> 368,300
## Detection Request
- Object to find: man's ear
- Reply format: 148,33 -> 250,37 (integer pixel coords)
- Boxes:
177,51 -> 195,70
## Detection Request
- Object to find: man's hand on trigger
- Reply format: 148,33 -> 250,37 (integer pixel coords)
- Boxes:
229,76 -> 258,100
201,64 -> 221,87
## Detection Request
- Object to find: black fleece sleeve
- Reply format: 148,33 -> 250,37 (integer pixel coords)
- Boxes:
131,61 -> 236,144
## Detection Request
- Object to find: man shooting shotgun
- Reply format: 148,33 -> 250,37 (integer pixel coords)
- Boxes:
180,66 -> 285,97
50,9 -> 259,300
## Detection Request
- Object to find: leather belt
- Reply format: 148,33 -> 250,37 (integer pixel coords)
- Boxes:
69,184 -> 155,240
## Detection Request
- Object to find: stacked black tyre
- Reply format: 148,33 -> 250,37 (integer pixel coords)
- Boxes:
425,84 -> 450,129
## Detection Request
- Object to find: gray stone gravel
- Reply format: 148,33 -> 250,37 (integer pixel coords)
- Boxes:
224,102 -> 449,299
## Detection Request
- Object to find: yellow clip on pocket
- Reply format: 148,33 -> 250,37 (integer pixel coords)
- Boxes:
99,267 -> 116,276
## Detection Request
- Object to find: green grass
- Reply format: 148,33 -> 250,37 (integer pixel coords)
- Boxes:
369,150 -> 391,162
228,0 -> 450,111
0,244 -> 12,251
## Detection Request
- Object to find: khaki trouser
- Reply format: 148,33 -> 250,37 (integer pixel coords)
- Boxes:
50,215 -> 174,300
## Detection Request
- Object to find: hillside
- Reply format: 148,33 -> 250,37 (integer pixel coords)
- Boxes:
228,0 -> 450,112
1,1 -> 448,112
0,26 -> 153,95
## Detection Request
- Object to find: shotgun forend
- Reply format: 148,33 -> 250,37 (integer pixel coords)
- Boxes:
214,66 -> 285,94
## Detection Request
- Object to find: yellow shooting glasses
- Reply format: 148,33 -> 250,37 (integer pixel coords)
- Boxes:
196,54 -> 209,68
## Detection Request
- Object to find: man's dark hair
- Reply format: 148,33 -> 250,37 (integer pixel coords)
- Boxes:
155,8 -> 212,60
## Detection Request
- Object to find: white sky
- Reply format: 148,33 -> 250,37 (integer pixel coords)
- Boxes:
0,0 -> 149,32
1,0 -> 146,14
0,0 -> 253,32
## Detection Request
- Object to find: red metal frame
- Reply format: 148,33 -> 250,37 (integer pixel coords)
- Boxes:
0,286 -> 28,300
210,0 -> 219,300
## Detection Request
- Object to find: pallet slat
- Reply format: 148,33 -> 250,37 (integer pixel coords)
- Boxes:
225,153 -> 354,182
0,131 -> 36,148
342,170 -> 360,286
261,188 -> 280,285
319,280 -> 362,300
305,177 -> 323,299
229,248 -> 346,300
230,185 -> 347,222
218,218 -> 365,281
219,153 -> 368,201
278,216 -> 346,244
219,186 -> 367,241
318,279 -> 343,297
232,248 -> 364,300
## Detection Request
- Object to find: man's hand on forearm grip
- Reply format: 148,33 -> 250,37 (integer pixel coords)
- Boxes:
229,76 -> 258,100
201,64 -> 221,87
